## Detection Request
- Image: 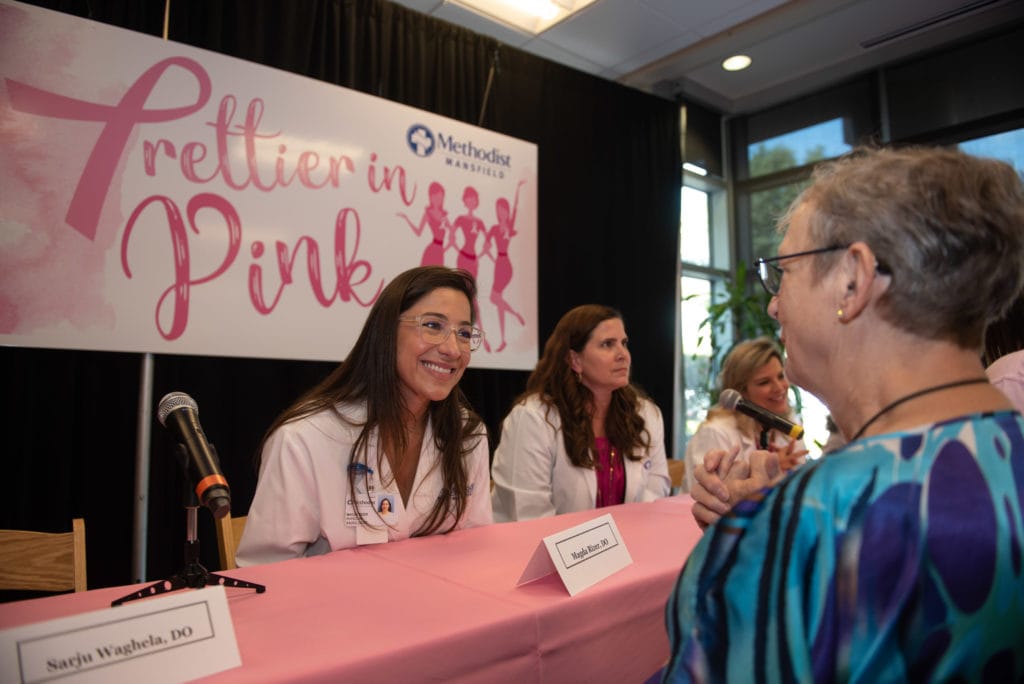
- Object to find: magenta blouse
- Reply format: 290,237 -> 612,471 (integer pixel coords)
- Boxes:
594,437 -> 626,508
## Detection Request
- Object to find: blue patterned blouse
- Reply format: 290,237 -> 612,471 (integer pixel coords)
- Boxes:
664,411 -> 1024,683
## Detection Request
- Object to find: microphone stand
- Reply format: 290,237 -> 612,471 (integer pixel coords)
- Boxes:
112,445 -> 266,607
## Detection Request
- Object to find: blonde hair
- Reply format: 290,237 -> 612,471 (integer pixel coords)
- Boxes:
706,337 -> 786,441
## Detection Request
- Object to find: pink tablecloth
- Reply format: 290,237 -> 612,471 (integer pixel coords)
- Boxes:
0,496 -> 703,683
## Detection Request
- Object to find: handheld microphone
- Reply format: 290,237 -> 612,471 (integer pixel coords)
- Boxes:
157,391 -> 231,519
720,388 -> 804,440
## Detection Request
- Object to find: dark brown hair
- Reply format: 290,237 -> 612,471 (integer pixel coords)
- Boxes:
258,266 -> 484,536
518,304 -> 650,468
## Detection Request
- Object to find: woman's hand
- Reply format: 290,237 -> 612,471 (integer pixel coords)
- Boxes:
690,447 -> 737,529
775,439 -> 809,472
690,446 -> 783,530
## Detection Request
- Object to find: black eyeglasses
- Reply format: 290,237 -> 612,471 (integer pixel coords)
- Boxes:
755,245 -> 849,295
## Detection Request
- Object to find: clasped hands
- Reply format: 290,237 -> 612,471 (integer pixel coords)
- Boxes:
690,440 -> 806,529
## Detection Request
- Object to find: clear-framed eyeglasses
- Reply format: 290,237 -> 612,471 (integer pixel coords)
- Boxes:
754,244 -> 849,296
399,314 -> 484,351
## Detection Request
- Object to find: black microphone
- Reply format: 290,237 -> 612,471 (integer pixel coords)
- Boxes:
720,388 -> 805,440
157,391 -> 231,519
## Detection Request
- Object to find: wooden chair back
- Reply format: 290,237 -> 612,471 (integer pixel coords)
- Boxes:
0,518 -> 87,592
667,459 -> 687,492
215,513 -> 248,570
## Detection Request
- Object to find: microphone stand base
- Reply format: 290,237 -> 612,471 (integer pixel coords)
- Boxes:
111,560 -> 266,607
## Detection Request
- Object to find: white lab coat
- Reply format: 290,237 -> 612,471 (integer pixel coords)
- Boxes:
236,401 -> 493,566
490,394 -> 671,522
682,412 -> 806,491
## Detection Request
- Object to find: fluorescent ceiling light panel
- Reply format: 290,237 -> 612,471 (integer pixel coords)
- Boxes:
448,0 -> 598,35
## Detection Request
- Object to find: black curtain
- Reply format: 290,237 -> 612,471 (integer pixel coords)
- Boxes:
2,0 -> 681,595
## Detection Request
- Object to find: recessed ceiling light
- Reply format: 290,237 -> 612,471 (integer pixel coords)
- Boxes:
722,55 -> 752,72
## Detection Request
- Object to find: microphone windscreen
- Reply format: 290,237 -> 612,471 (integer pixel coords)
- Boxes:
157,391 -> 198,426
720,388 -> 742,411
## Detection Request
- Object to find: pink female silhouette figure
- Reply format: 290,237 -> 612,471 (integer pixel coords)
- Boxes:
452,186 -> 490,352
482,180 -> 526,352
397,181 -> 451,267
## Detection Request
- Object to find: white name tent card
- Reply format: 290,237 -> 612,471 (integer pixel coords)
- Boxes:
0,585 -> 241,684
517,513 -> 633,596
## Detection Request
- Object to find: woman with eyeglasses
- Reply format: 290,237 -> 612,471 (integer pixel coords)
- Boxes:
663,147 -> 1024,682
236,266 -> 492,565
682,337 -> 807,492
490,304 -> 670,522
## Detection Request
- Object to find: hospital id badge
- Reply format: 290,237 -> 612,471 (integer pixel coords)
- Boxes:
345,462 -> 389,545
345,462 -> 377,527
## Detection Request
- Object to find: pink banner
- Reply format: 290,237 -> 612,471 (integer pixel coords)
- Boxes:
0,1 -> 538,369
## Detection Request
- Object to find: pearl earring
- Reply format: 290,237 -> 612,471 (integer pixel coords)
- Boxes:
836,309 -> 844,318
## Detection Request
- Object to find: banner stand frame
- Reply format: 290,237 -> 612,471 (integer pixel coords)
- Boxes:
132,352 -> 154,583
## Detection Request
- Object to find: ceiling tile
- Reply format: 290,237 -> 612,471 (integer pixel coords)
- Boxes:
540,0 -> 688,69
697,0 -> 800,37
641,0 -> 788,34
615,30 -> 704,74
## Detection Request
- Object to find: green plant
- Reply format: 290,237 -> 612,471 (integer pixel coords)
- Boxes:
691,262 -> 781,406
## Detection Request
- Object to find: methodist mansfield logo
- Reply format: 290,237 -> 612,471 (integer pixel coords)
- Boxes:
405,123 -> 512,179
406,124 -> 436,157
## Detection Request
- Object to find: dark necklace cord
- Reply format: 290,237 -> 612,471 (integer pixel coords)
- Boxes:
849,377 -> 990,442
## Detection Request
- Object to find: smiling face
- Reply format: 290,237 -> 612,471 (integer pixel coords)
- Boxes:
569,317 -> 631,397
743,356 -> 790,416
396,287 -> 472,417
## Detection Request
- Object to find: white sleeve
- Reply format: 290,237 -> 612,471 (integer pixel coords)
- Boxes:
638,400 -> 671,501
235,425 -> 323,566
460,429 -> 494,528
682,420 -> 739,492
490,401 -> 559,522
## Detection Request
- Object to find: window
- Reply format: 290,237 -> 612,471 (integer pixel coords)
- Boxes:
749,179 -> 810,260
729,111 -> 867,459
958,127 -> 1024,176
678,167 -> 730,457
745,118 -> 851,259
680,185 -> 711,267
747,118 -> 852,178
713,35 -> 1024,461
680,275 -> 714,435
